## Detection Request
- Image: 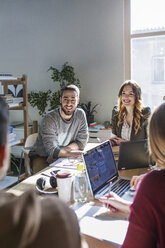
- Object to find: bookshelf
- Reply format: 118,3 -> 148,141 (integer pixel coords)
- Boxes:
0,74 -> 29,180
0,74 -> 29,146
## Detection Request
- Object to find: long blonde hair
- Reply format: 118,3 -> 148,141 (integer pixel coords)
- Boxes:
117,80 -> 143,135
149,102 -> 165,167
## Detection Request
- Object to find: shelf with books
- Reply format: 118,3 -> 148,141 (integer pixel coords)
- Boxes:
0,74 -> 29,176
0,74 -> 28,144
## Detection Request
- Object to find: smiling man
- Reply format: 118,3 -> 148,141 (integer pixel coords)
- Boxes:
0,97 -> 84,248
30,85 -> 88,173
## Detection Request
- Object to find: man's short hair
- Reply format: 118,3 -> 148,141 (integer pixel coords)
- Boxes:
0,97 -> 9,146
60,85 -> 80,98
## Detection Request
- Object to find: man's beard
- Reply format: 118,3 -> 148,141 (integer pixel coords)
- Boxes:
61,106 -> 75,116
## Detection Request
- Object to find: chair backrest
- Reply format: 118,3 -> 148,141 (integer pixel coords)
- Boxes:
19,133 -> 38,178
25,133 -> 38,148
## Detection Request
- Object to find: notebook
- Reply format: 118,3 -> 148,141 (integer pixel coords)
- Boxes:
82,140 -> 131,200
118,139 -> 155,170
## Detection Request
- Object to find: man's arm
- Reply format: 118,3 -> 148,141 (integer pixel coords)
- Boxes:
72,109 -> 89,150
47,143 -> 82,163
41,114 -> 62,159
58,146 -> 82,158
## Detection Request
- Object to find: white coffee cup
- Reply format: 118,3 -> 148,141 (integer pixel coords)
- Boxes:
56,171 -> 73,203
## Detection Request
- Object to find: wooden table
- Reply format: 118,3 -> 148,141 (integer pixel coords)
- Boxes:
7,160 -> 150,248
7,143 -> 151,248
6,143 -> 151,248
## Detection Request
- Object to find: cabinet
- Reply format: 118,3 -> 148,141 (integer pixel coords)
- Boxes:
0,74 -> 29,145
88,129 -> 112,143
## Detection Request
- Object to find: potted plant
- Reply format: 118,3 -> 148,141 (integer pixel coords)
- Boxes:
81,101 -> 99,125
28,62 -> 81,116
10,153 -> 20,175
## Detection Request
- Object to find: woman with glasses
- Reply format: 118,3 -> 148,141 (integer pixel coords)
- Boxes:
110,80 -> 151,146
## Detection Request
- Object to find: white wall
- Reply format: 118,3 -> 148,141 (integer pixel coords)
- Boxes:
0,0 -> 124,124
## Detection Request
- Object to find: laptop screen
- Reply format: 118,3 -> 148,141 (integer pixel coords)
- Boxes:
83,141 -> 118,194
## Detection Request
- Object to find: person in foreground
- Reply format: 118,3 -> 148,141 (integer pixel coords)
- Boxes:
110,80 -> 151,146
0,97 -> 86,248
30,84 -> 88,172
100,102 -> 165,248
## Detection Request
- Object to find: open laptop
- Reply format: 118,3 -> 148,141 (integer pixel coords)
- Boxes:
118,139 -> 155,170
82,140 -> 131,200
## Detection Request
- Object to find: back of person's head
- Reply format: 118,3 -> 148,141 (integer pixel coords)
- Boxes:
60,84 -> 80,98
0,97 -> 8,146
149,102 -> 165,167
22,194 -> 84,248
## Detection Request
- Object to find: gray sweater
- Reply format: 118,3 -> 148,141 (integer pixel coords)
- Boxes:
31,107 -> 88,158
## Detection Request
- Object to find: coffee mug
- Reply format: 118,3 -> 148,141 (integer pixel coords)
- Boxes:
56,171 -> 73,203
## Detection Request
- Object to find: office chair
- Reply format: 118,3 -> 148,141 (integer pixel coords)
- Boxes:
19,133 -> 38,179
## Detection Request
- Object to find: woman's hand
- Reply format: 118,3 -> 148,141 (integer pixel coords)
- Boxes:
99,192 -> 131,217
130,174 -> 145,190
110,137 -> 128,146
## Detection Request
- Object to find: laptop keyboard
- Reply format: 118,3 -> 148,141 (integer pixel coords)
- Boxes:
97,178 -> 130,198
111,179 -> 130,197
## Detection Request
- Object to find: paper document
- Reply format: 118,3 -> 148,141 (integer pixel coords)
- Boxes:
75,202 -> 128,246
49,157 -> 83,169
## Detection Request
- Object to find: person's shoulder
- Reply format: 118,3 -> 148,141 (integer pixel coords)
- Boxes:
42,108 -> 60,121
141,106 -> 151,117
46,108 -> 59,117
75,107 -> 86,117
112,105 -> 119,116
141,169 -> 165,190
76,107 -> 85,113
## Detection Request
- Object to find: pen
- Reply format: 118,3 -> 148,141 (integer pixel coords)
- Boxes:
107,181 -> 112,209
109,181 -> 112,195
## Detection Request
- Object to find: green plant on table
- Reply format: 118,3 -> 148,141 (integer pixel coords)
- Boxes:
81,101 -> 99,125
81,101 -> 99,116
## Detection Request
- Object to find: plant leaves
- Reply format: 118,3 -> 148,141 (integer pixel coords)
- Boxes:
28,62 -> 81,116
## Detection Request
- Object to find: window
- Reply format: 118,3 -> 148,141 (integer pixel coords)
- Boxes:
124,0 -> 165,110
152,56 -> 165,83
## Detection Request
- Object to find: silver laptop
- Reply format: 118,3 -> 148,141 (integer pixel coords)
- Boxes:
82,140 -> 132,200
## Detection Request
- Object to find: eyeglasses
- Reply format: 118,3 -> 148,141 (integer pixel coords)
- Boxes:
121,92 -> 135,98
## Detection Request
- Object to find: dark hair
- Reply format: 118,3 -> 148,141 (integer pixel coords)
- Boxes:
60,85 -> 80,98
0,97 -> 9,146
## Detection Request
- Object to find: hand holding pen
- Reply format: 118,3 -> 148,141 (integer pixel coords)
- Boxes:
99,190 -> 131,216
